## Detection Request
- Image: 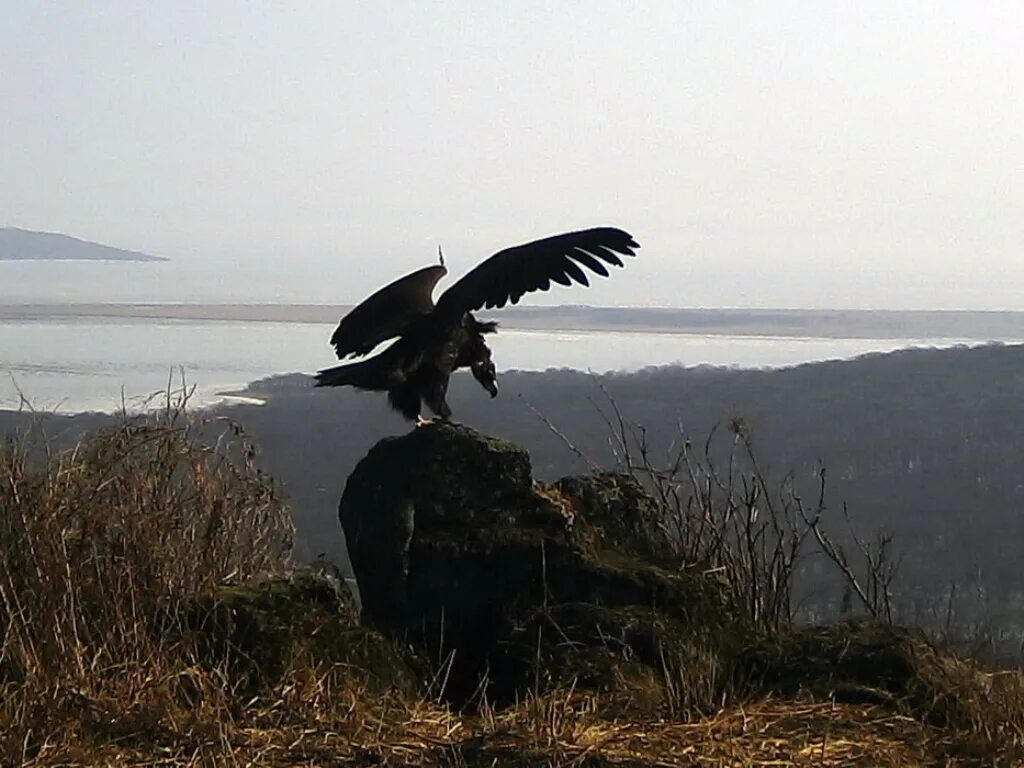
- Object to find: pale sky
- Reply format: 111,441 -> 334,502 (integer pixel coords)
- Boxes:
2,2 -> 1023,309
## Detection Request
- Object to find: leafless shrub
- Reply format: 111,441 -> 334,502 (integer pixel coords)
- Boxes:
799,491 -> 902,625
587,387 -> 816,635
565,381 -> 918,638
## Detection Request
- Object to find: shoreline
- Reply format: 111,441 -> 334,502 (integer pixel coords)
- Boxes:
2,303 -> 1024,341
3,338 -> 1020,417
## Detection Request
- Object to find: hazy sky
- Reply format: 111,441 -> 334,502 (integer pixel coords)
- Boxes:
2,2 -> 1023,309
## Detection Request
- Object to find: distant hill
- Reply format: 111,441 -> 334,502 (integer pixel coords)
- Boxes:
0,228 -> 168,262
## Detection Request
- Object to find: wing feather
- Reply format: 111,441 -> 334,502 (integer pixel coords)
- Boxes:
549,267 -> 572,287
330,265 -> 447,359
560,256 -> 589,286
568,248 -> 610,277
435,227 -> 638,317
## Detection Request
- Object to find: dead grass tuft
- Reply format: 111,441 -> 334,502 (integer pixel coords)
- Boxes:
0,399 -> 293,761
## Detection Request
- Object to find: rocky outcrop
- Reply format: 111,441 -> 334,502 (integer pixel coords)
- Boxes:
339,422 -> 734,704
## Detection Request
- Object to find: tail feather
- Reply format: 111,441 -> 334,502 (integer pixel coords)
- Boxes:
315,356 -> 396,391
314,361 -> 360,388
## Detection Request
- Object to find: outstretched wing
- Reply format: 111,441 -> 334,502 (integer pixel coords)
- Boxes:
330,265 -> 447,359
434,227 -> 639,318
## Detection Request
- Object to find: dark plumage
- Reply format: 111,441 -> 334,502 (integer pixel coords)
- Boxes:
315,227 -> 639,421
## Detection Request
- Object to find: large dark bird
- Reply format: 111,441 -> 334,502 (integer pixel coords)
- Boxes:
315,227 -> 639,421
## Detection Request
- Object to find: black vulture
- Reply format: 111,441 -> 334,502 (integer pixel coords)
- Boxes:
315,227 -> 639,421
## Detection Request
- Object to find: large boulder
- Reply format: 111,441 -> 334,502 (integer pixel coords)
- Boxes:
339,422 -> 734,704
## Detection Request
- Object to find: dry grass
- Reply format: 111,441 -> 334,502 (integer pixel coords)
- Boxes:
474,696 -> 947,767
12,689 -> 1007,767
0,400 -> 294,763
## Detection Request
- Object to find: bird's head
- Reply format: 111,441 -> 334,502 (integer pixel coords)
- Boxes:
462,315 -> 499,397
471,349 -> 498,398
464,330 -> 498,398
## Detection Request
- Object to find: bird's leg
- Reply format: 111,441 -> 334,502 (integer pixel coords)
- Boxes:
415,415 -> 435,427
422,376 -> 452,422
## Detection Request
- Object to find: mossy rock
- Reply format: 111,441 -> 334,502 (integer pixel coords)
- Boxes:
492,602 -> 732,715
732,621 -> 991,726
339,423 -> 568,631
342,422 -> 536,529
184,571 -> 418,695
553,473 -> 674,562
545,552 -> 732,628
339,422 -> 735,705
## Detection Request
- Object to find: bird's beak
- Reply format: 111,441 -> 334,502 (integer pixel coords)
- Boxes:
473,361 -> 499,398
